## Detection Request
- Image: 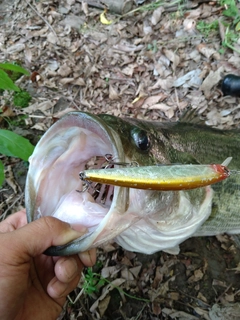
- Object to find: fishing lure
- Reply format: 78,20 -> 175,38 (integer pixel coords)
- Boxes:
79,158 -> 231,191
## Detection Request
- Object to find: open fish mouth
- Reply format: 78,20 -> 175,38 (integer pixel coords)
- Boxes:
26,112 -> 131,255
26,112 -> 214,256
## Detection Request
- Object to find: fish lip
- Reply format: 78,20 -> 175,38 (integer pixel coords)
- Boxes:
26,111 -> 218,256
25,111 -> 128,256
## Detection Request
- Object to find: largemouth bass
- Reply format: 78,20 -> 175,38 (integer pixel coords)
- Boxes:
25,111 -> 240,256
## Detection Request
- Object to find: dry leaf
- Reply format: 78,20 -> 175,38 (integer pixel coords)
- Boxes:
149,78 -> 174,91
52,108 -> 76,119
121,65 -> 134,76
183,18 -> 196,33
82,1 -> 89,15
58,64 -> 72,77
188,269 -> 204,283
23,101 -> 54,114
6,43 -> 25,54
25,47 -> 33,65
174,69 -> 202,88
109,85 -> 119,100
209,303 -> 240,320
73,77 -> 85,86
121,268 -> 134,281
200,66 -> 224,96
163,308 -> 199,319
59,77 -> 75,85
143,20 -> 153,35
61,15 -> 84,29
129,266 -> 142,278
0,105 -> 15,118
100,10 -> 112,25
152,301 -> 161,315
113,43 -> 144,52
185,8 -> 201,19
162,48 -> 180,71
151,6 -> 164,26
98,295 -> 111,317
101,266 -> 120,278
90,279 -> 125,313
47,32 -> 58,44
47,60 -> 59,71
141,94 -> 167,108
31,122 -> 48,131
197,43 -> 217,59
148,276 -> 176,301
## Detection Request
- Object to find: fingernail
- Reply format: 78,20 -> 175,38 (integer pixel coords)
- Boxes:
60,227 -> 87,245
70,225 -> 88,234
78,248 -> 96,266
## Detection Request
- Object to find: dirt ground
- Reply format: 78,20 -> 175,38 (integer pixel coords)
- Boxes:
1,0 -> 240,319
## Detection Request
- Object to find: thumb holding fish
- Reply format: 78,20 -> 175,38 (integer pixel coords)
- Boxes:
0,209 -> 96,319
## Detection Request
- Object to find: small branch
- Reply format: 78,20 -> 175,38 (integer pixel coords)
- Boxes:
24,0 -> 58,38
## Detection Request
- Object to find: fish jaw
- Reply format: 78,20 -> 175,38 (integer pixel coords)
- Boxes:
25,112 -> 134,255
26,111 -> 216,256
115,186 -> 213,254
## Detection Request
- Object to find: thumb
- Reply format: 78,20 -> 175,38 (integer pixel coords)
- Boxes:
5,216 -> 86,259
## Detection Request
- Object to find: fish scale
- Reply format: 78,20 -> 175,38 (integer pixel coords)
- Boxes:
99,115 -> 240,235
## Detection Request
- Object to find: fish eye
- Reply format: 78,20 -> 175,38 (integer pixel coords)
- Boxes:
131,128 -> 150,151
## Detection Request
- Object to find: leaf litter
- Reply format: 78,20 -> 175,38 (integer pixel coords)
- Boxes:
1,0 -> 240,319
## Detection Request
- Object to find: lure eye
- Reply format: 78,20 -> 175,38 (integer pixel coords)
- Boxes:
131,128 -> 150,151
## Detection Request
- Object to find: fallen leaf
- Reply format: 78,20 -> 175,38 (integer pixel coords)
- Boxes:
183,18 -> 196,33
90,279 -> 125,313
58,64 -> 72,77
151,6 -> 164,26
197,43 -> 217,59
109,85 -> 119,100
200,66 -> 224,97
162,48 -> 180,71
98,295 -> 111,317
100,10 -> 112,25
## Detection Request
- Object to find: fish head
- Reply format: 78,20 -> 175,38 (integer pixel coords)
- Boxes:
26,111 -> 214,255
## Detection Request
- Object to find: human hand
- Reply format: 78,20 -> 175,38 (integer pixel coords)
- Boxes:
0,209 -> 96,320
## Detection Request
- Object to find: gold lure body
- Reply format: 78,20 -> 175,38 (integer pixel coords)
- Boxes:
80,163 -> 230,191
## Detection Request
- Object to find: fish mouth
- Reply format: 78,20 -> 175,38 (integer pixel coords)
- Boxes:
26,112 -> 131,255
26,111 -> 214,256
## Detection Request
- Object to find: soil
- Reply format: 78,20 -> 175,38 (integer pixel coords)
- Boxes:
1,0 -> 240,319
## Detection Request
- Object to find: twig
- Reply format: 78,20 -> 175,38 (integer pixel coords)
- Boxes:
215,283 -> 233,303
0,193 -> 23,221
24,0 -> 58,38
77,0 -> 104,11
120,0 -> 184,18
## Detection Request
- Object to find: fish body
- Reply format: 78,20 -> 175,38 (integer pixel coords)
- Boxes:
80,164 -> 230,191
25,111 -> 240,255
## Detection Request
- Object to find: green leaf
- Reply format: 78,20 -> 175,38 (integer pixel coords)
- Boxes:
0,160 -> 4,187
13,90 -> 32,108
0,69 -> 20,92
0,63 -> 30,75
236,21 -> 240,31
0,130 -> 34,161
221,0 -> 238,17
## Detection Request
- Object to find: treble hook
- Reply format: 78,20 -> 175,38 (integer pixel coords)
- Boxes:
104,153 -> 139,168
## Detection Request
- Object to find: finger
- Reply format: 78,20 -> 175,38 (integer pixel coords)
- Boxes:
3,216 -> 87,261
54,256 -> 83,283
78,248 -> 97,267
47,273 -> 81,301
0,209 -> 27,232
